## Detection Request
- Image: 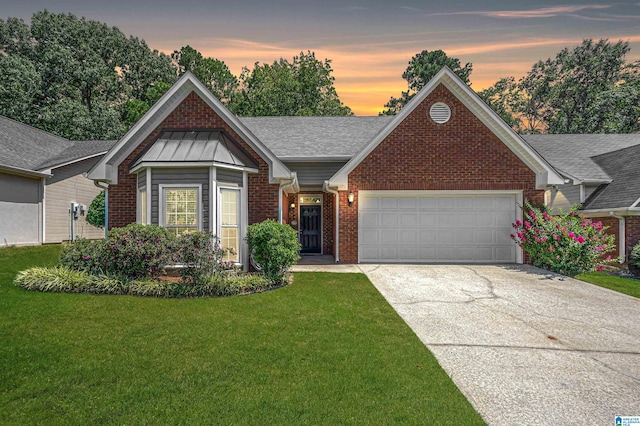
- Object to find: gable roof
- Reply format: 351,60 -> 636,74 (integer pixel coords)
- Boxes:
327,67 -> 564,190
0,115 -> 115,176
239,116 -> 393,160
88,72 -> 291,184
524,134 -> 640,183
581,144 -> 640,210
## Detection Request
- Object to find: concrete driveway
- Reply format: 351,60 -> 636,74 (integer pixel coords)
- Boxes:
359,264 -> 640,425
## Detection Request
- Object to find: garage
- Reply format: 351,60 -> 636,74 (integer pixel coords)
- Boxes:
358,191 -> 521,263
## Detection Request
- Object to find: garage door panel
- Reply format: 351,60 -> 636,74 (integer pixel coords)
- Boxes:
381,213 -> 397,227
419,213 -> 437,227
361,212 -> 379,227
381,198 -> 398,209
400,230 -> 417,243
399,213 -> 417,227
359,194 -> 518,263
457,213 -> 475,227
476,230 -> 493,244
419,230 -> 437,243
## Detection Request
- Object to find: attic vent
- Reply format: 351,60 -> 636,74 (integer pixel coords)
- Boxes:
429,102 -> 451,124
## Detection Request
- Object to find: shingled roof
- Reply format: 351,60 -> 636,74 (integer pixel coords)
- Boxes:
239,116 -> 393,159
582,144 -> 640,210
523,134 -> 640,182
0,115 -> 116,174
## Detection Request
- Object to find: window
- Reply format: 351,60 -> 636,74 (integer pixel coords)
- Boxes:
220,188 -> 239,262
139,188 -> 147,224
162,187 -> 200,237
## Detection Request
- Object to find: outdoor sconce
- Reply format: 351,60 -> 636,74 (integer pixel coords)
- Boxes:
289,202 -> 295,211
347,192 -> 355,207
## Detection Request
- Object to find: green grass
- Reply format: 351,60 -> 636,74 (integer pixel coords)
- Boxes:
0,245 -> 483,425
576,271 -> 640,298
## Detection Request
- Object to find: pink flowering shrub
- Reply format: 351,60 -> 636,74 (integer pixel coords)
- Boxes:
173,231 -> 237,284
59,237 -> 106,275
511,203 -> 617,276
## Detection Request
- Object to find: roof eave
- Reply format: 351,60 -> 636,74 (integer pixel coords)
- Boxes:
0,163 -> 51,178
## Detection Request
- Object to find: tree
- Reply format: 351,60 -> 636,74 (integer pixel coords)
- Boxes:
86,190 -> 105,229
0,11 -> 177,139
233,51 -> 352,116
381,50 -> 472,115
171,45 -> 238,103
480,39 -> 640,133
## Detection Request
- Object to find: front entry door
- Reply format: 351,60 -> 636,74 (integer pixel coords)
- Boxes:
300,205 -> 321,254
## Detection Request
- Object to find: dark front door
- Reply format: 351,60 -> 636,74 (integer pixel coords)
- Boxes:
300,205 -> 321,254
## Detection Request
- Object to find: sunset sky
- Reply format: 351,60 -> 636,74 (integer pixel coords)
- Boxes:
4,1 -> 640,115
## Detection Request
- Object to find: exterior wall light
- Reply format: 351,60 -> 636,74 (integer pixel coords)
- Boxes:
347,192 -> 355,207
289,202 -> 295,211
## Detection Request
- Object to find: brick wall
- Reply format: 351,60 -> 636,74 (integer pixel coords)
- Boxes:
108,92 -> 279,229
590,216 -> 620,258
338,83 -> 542,263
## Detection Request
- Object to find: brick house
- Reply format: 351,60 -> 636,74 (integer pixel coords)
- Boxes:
88,67 -> 566,267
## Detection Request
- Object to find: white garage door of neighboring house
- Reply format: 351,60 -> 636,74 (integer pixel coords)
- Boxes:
358,192 -> 521,263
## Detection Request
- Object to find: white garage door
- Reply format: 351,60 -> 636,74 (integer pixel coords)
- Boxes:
358,192 -> 519,263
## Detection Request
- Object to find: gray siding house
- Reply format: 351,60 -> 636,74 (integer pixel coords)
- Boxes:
0,115 -> 116,246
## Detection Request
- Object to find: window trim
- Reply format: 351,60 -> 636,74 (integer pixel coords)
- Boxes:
159,184 -> 203,234
218,185 -> 241,263
137,185 -> 148,224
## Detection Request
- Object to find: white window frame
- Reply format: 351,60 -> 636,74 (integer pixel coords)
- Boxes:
218,185 -> 241,263
137,185 -> 148,224
159,184 -> 203,235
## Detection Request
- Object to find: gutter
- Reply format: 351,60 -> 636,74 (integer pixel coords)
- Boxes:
323,181 -> 340,263
93,180 -> 109,238
609,212 -> 626,263
278,174 -> 297,224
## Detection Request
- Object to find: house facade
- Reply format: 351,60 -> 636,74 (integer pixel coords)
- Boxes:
89,68 -> 565,266
0,116 -> 115,246
527,135 -> 640,261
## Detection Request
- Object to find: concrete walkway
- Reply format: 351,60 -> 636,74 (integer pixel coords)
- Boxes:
358,264 -> 640,425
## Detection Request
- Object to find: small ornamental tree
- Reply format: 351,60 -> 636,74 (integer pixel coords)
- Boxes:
628,242 -> 640,276
512,203 -> 618,276
246,219 -> 300,284
86,190 -> 105,229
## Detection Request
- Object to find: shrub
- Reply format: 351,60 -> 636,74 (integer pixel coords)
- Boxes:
629,242 -> 640,273
59,237 -> 107,275
512,202 -> 618,276
211,273 -> 274,297
246,219 -> 300,284
102,223 -> 174,280
15,266 -> 94,293
173,232 -> 237,284
86,190 -> 105,229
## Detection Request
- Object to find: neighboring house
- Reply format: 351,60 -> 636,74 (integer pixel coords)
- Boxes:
0,115 -> 116,246
526,135 -> 640,260
88,68 -> 564,266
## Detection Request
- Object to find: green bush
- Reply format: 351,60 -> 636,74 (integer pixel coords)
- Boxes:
629,242 -> 640,272
59,237 -> 107,275
103,224 -> 174,280
86,190 -> 105,229
246,219 -> 300,284
173,232 -> 237,284
512,202 -> 618,276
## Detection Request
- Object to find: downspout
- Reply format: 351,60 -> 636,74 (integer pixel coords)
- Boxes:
94,181 -> 109,239
609,212 -> 626,263
323,181 -> 339,263
278,175 -> 296,224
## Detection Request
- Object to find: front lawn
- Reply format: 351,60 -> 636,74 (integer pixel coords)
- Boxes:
576,271 -> 640,298
1,245 -> 483,425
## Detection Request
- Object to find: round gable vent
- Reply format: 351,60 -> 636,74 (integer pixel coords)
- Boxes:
429,102 -> 451,124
